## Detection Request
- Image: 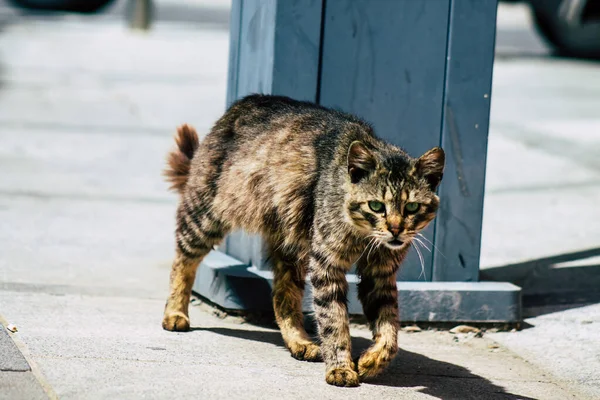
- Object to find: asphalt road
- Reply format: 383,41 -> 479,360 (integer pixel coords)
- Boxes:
495,2 -> 551,57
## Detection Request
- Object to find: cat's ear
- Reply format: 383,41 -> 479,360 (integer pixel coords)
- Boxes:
416,147 -> 445,191
347,141 -> 376,183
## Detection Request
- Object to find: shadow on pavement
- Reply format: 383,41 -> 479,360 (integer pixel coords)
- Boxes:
482,247 -> 600,317
192,326 -> 536,399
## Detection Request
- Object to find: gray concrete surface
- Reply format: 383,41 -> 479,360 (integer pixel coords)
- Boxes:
0,328 -> 30,372
0,292 -> 585,400
490,303 -> 600,400
0,1 -> 598,399
482,4 -> 600,400
0,326 -> 48,399
0,371 -> 48,400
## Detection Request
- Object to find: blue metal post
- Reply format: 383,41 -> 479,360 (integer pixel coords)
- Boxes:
193,0 -> 522,323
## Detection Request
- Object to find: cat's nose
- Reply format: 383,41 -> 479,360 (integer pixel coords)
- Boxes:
389,225 -> 401,237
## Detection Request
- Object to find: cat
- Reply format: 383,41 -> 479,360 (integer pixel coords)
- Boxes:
162,94 -> 445,387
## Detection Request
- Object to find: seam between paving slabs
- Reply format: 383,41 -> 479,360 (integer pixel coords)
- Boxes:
0,314 -> 59,400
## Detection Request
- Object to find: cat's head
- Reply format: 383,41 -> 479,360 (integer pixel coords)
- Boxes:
344,140 -> 445,250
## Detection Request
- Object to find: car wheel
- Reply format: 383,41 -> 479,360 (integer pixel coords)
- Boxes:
530,0 -> 600,59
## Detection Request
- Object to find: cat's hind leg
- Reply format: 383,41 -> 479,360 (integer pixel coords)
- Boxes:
162,193 -> 228,332
270,246 -> 321,362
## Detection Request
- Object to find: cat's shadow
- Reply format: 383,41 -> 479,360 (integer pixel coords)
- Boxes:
190,326 -> 535,399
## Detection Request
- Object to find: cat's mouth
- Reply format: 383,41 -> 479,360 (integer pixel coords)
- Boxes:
387,239 -> 404,248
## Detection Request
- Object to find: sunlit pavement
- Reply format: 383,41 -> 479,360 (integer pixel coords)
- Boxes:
0,2 -> 597,399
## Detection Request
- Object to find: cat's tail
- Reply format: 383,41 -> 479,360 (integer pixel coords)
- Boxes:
164,124 -> 199,193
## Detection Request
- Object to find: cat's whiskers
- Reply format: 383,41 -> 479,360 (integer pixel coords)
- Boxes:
412,236 -> 431,252
366,235 -> 381,263
416,233 -> 447,259
411,241 -> 426,281
358,236 -> 377,262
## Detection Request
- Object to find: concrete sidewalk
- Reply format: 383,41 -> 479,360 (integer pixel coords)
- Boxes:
0,293 -> 585,400
0,2 -> 598,399
483,5 -> 600,399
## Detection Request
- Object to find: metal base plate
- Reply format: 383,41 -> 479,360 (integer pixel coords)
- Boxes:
193,251 -> 522,323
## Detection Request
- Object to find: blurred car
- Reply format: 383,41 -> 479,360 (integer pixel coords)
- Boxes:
503,0 -> 600,58
7,0 -> 116,13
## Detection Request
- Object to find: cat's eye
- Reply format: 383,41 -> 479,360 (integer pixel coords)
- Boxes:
368,201 -> 385,213
405,202 -> 420,213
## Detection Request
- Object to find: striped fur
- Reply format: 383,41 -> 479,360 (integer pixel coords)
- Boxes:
162,94 -> 445,387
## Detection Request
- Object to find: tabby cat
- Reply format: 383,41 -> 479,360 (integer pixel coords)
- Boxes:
162,94 -> 445,387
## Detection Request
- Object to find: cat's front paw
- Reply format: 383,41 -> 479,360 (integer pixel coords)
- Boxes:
325,366 -> 360,387
162,311 -> 190,332
357,348 -> 393,380
289,341 -> 321,362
